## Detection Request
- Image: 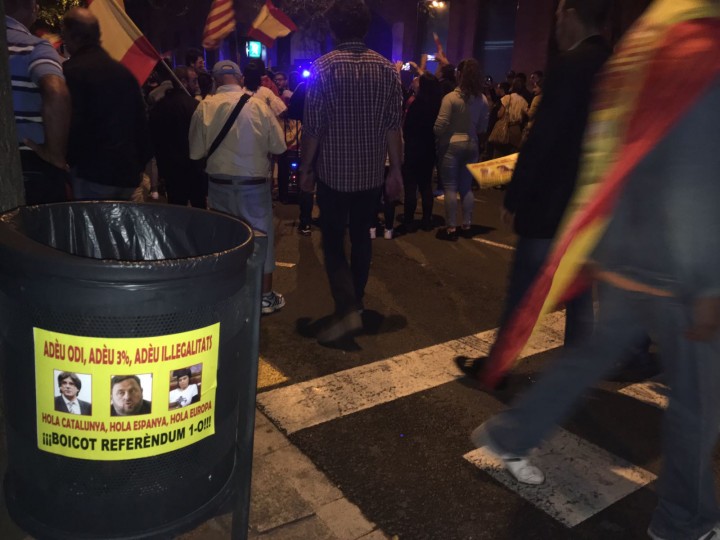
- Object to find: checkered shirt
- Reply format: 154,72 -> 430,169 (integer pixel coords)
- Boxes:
304,41 -> 403,192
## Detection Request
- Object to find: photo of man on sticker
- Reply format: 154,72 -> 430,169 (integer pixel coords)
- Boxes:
54,371 -> 92,415
169,367 -> 201,409
110,375 -> 152,416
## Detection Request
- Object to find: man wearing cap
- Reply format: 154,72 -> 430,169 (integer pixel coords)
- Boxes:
189,60 -> 287,314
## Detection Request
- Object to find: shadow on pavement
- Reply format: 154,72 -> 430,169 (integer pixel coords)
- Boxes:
295,310 -> 408,352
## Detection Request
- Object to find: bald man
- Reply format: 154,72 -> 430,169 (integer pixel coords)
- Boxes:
61,8 -> 151,201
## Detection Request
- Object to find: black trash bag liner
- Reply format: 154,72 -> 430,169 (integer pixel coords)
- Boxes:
0,201 -> 250,262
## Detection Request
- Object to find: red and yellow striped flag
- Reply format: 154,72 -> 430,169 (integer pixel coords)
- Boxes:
248,0 -> 297,48
202,0 -> 236,50
36,29 -> 62,51
87,0 -> 161,85
481,0 -> 720,388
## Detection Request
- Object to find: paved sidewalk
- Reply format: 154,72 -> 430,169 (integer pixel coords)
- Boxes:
180,410 -> 389,540
1,409 -> 389,540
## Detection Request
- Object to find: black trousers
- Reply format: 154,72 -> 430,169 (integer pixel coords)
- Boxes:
165,171 -> 207,208
20,150 -> 68,205
316,181 -> 381,315
403,158 -> 435,223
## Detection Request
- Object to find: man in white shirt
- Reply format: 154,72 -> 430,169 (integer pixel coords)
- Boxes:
54,372 -> 92,415
189,60 -> 287,314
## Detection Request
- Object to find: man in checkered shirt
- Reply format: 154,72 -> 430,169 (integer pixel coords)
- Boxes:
300,0 -> 403,344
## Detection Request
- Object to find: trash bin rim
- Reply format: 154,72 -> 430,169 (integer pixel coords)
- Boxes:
0,202 -> 255,283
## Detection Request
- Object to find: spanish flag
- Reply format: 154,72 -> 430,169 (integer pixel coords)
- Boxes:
202,0 -> 236,50
481,0 -> 720,388
248,0 -> 297,48
87,0 -> 161,85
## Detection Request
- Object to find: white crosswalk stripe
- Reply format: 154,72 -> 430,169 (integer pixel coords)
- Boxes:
260,310 -> 672,531
464,428 -> 657,527
258,312 -> 566,435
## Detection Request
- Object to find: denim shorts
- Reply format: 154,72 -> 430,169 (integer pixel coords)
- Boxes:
208,178 -> 275,273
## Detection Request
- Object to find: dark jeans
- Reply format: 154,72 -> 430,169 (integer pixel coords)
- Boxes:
501,236 -> 593,346
372,189 -> 396,230
317,181 -> 381,315
298,190 -> 314,228
20,150 -> 68,205
403,158 -> 434,223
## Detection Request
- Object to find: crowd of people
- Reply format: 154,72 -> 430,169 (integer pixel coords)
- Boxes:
7,0 -> 720,537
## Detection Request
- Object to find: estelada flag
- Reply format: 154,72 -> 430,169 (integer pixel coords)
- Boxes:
248,0 -> 297,48
87,0 -> 161,85
202,0 -> 236,50
481,0 -> 720,389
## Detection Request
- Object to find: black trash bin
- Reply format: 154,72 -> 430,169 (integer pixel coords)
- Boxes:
0,202 -> 265,539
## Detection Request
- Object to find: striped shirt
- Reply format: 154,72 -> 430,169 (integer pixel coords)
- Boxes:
6,16 -> 65,148
304,41 -> 403,192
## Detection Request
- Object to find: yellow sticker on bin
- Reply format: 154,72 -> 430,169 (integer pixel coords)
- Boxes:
34,323 -> 219,460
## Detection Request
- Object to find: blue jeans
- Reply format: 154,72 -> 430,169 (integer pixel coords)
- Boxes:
485,283 -> 720,539
502,236 -> 593,345
441,139 -> 478,228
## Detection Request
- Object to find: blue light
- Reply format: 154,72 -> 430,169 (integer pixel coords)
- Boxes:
290,162 -> 299,169
302,69 -> 311,78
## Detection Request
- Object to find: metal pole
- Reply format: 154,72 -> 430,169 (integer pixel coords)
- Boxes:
158,59 -> 192,97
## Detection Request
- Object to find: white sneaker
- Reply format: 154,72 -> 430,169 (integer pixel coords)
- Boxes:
470,425 -> 545,485
369,227 -> 377,239
261,291 -> 285,315
384,229 -> 393,240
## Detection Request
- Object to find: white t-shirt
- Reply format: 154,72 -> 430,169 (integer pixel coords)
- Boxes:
169,384 -> 198,408
254,85 -> 287,117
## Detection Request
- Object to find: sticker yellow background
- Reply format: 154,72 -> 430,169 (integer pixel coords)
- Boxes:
34,323 -> 219,460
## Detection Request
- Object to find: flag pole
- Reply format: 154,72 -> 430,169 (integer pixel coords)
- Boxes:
158,60 -> 193,97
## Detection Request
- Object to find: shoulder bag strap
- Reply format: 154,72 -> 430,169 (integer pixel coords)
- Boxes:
206,93 -> 251,159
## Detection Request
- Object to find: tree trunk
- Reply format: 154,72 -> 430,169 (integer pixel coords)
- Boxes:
0,0 -> 25,212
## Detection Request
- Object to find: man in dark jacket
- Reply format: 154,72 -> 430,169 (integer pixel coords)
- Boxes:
457,0 -> 611,379
149,66 -> 206,207
62,8 -> 151,201
503,0 -> 611,339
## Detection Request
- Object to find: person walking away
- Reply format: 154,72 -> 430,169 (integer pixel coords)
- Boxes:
299,0 -> 403,344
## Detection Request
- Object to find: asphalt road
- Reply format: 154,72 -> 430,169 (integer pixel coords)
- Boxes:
257,189 -> 677,540
0,188 -> 703,539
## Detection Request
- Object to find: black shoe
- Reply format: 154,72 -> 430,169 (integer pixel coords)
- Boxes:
421,218 -> 433,231
459,226 -> 474,239
456,356 -> 488,378
455,356 -> 510,389
436,228 -> 458,241
298,224 -> 311,236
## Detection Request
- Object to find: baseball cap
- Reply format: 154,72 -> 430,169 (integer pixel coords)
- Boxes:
212,60 -> 241,76
243,58 -> 265,78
